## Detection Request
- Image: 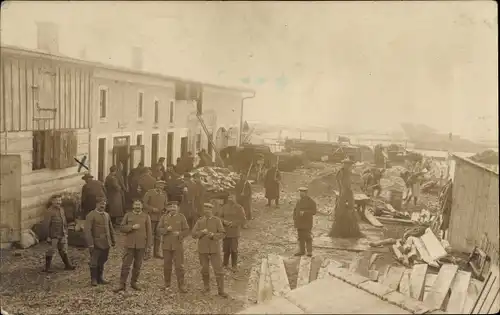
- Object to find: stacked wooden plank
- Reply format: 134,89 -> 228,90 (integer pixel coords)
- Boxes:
374,262 -> 479,313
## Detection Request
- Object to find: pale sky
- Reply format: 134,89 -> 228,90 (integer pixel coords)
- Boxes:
1,1 -> 498,141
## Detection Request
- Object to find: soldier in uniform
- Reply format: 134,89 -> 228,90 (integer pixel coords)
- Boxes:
84,198 -> 116,286
264,163 -> 281,208
143,180 -> 168,259
192,203 -> 228,298
114,200 -> 152,292
105,166 -> 125,225
193,173 -> 206,221
137,167 -> 156,199
81,173 -> 106,219
181,173 -> 197,229
293,187 -> 317,257
42,194 -> 76,273
157,201 -> 190,293
219,194 -> 247,270
235,173 -> 252,226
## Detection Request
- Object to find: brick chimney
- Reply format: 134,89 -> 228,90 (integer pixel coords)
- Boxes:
36,21 -> 59,54
131,46 -> 143,70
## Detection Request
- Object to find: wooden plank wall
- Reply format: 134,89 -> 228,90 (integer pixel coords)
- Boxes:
449,158 -> 499,263
0,53 -> 91,132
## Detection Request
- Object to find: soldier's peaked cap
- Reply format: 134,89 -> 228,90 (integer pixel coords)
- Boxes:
156,180 -> 167,185
167,201 -> 179,207
203,203 -> 214,209
298,187 -> 308,191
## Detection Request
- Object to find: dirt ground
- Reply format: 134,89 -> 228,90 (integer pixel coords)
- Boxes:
0,162 -> 434,315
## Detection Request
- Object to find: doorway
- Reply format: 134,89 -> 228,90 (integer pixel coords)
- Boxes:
180,136 -> 188,158
151,133 -> 159,166
97,138 -> 106,182
167,132 -> 174,165
112,136 -> 130,186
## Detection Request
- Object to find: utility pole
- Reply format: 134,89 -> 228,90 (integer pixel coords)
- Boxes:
238,91 -> 256,146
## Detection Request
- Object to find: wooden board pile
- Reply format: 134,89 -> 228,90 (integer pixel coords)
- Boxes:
370,227 -> 454,269
193,166 -> 240,193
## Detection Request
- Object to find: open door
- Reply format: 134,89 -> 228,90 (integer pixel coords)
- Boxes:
130,145 -> 145,170
180,136 -> 188,157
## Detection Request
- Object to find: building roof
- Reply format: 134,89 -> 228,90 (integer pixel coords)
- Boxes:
452,153 -> 499,176
0,44 -> 255,94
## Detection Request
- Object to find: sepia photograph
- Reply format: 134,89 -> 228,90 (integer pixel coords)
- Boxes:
0,1 -> 498,314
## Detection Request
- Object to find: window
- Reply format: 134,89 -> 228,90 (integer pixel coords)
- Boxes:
99,87 -> 108,119
169,100 -> 174,123
154,99 -> 159,124
137,92 -> 144,119
32,130 -> 77,170
136,134 -> 143,145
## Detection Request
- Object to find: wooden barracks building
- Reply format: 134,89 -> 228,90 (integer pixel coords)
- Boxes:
0,23 -> 254,244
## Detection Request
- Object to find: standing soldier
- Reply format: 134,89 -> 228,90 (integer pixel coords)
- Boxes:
192,203 -> 228,298
157,201 -> 190,293
137,167 -> 156,199
293,187 -> 317,257
42,195 -> 76,273
105,166 -> 125,225
81,173 -> 106,219
181,173 -> 196,229
235,173 -> 252,227
264,162 -> 281,208
193,173 -> 206,221
143,180 -> 168,259
114,200 -> 152,292
219,195 -> 247,271
84,198 -> 115,286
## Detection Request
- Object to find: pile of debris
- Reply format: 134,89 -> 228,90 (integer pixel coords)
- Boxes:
193,166 -> 240,193
369,226 -> 457,269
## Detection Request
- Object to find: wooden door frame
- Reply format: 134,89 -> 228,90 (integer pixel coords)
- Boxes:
94,134 -> 109,179
151,131 -> 161,166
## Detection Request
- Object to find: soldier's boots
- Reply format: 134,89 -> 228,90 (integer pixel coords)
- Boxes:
131,282 -> 142,291
216,276 -> 228,298
223,252 -> 230,269
98,266 -> 110,285
164,270 -> 172,290
43,255 -> 54,273
61,253 -> 76,270
231,252 -> 238,271
294,241 -> 306,256
113,283 -> 126,293
202,275 -> 210,293
177,273 -> 187,293
90,268 -> 99,286
153,240 -> 163,259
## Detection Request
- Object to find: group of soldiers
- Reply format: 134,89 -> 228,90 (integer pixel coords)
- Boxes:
42,156 -> 319,298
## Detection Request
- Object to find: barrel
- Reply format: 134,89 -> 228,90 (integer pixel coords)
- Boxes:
389,190 -> 403,211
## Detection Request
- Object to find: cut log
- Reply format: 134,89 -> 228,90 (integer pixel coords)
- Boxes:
257,258 -> 272,303
424,264 -> 459,310
368,253 -> 379,270
317,259 -> 342,280
297,256 -> 312,288
376,216 -> 416,226
446,270 -> 472,313
399,269 -> 412,297
410,264 -> 428,301
363,208 -> 384,227
381,266 -> 406,291
369,238 -> 397,247
420,228 -> 447,261
423,273 -> 438,301
267,254 -> 291,296
410,236 -> 440,268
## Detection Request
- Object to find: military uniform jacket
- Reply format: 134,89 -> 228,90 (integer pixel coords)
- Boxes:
192,216 -> 226,254
235,180 -> 252,201
43,205 -> 68,239
138,174 -> 156,196
219,202 -> 247,238
120,211 -> 152,249
84,210 -> 116,249
157,212 -> 190,251
81,180 -> 106,212
143,189 -> 167,222
293,196 -> 317,230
